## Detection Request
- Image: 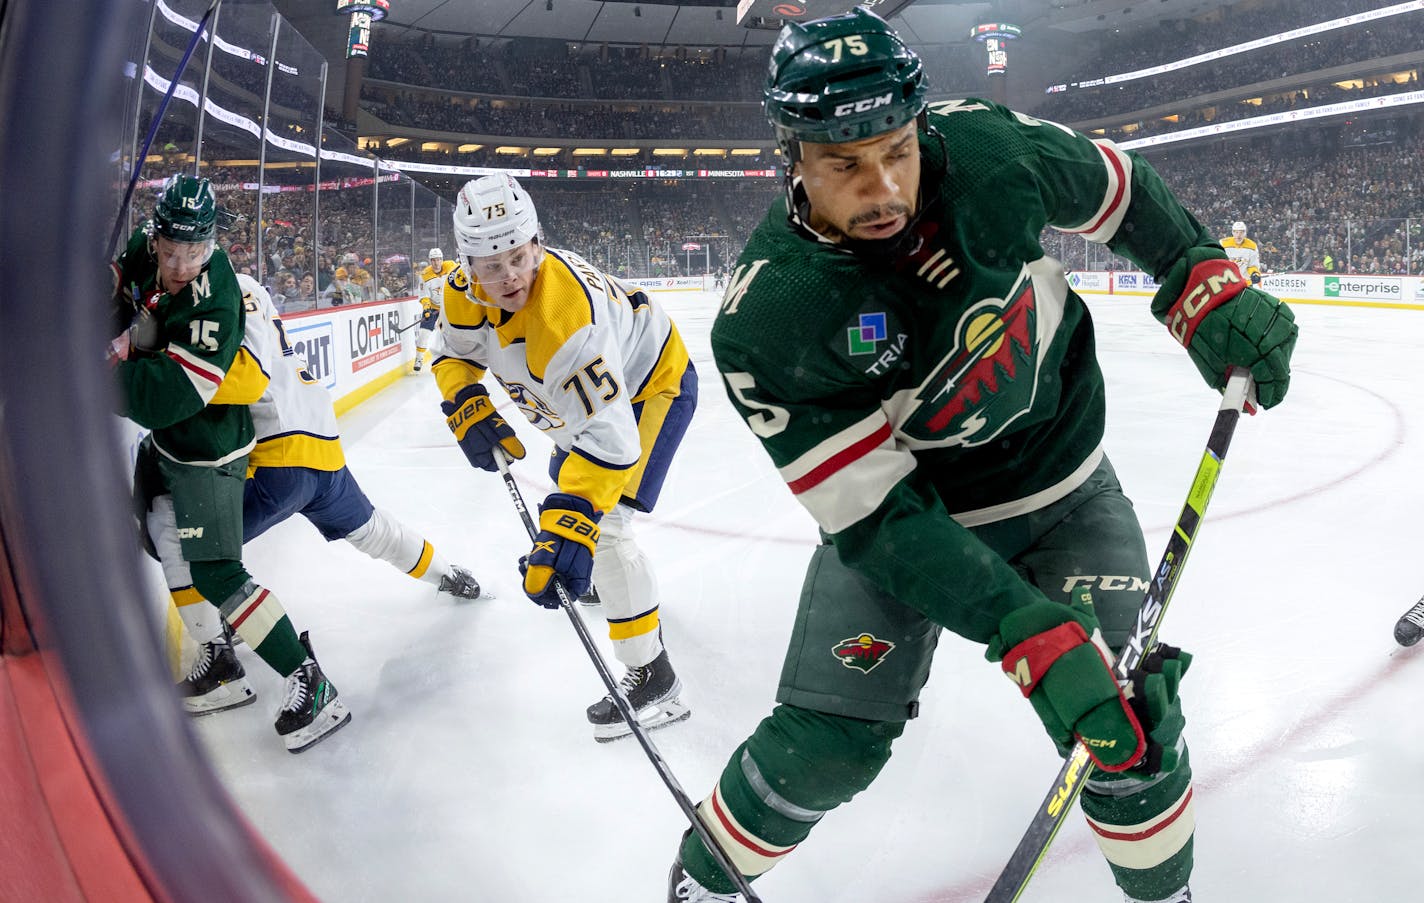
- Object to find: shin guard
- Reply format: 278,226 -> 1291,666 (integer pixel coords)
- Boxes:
1081,744 -> 1195,901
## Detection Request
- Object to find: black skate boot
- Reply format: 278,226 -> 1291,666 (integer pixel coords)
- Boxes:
668,831 -> 744,902
274,632 -> 351,753
1394,595 -> 1424,646
413,353 -> 423,372
587,649 -> 690,742
577,586 -> 602,607
437,565 -> 485,600
178,623 -> 254,715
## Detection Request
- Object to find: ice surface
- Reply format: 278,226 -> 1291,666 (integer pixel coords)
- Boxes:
172,291 -> 1424,902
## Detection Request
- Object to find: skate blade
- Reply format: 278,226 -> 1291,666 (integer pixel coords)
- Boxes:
283,701 -> 353,753
593,699 -> 691,743
183,679 -> 256,716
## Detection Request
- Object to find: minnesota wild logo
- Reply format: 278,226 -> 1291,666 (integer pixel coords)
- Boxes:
903,275 -> 1039,445
832,633 -> 896,674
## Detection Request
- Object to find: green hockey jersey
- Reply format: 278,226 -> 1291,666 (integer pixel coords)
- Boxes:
113,226 -> 263,465
711,99 -> 1217,643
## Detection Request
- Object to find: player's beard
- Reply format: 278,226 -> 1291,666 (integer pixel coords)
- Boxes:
838,196 -> 935,264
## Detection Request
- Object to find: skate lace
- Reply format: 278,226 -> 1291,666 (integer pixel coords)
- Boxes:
185,642 -> 215,680
618,664 -> 649,693
281,665 -> 312,713
674,873 -> 740,903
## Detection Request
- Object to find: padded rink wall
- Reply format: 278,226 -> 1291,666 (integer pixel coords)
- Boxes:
0,1 -> 317,901
1069,269 -> 1424,310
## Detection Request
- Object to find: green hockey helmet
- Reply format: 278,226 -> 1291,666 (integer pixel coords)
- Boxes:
764,7 -> 927,159
153,174 -> 217,243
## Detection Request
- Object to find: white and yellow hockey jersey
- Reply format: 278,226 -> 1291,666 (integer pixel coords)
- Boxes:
235,274 -> 345,473
420,259 -> 458,312
432,248 -> 689,513
1220,235 -> 1262,281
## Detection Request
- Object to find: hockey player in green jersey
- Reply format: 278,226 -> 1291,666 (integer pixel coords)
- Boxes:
668,8 -> 1296,903
111,174 -> 350,753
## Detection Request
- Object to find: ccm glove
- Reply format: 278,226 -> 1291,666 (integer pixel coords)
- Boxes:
1151,247 -> 1298,408
441,384 -> 526,471
519,492 -> 601,608
986,590 -> 1149,773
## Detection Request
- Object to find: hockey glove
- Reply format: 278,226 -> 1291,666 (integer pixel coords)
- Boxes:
519,492 -> 600,608
128,306 -> 165,353
986,590 -> 1150,773
1152,247 -> 1297,409
441,384 -> 526,472
1124,642 -> 1192,776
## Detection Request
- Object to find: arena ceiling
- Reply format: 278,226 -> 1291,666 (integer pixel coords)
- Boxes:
276,0 -> 1228,53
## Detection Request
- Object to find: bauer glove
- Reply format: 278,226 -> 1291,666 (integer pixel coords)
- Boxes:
1152,247 -> 1297,409
519,492 -> 600,608
986,589 -> 1188,774
441,383 -> 526,472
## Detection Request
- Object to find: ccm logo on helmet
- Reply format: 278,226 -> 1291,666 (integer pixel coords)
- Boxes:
833,93 -> 893,117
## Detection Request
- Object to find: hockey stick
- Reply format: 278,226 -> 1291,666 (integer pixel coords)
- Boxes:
491,451 -> 764,903
984,367 -> 1256,903
108,0 -> 223,258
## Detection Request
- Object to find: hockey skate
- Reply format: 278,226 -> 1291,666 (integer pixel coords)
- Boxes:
1394,595 -> 1424,646
577,586 -> 603,607
437,565 -> 487,600
274,632 -> 351,753
178,623 -> 255,715
667,832 -> 744,902
587,649 -> 690,742
413,353 -> 423,372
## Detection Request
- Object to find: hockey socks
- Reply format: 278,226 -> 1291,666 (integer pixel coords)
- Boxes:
1080,745 -> 1196,902
683,706 -> 903,891
219,580 -> 307,676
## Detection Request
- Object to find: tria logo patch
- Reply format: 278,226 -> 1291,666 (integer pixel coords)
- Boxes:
832,633 -> 896,673
847,312 -> 888,355
903,273 -> 1039,445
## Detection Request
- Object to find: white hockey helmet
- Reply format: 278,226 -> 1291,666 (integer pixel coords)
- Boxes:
428,247 -> 443,260
1232,221 -> 1247,233
453,174 -> 541,260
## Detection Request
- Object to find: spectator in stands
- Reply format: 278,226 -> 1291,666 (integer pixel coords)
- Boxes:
321,267 -> 360,307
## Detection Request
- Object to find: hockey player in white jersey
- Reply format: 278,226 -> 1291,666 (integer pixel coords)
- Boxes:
1221,221 -> 1262,284
415,247 -> 456,371
433,174 -> 698,741
151,276 -> 489,723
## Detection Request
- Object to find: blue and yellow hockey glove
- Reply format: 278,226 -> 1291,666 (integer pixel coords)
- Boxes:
441,384 -> 525,472
519,492 -> 601,608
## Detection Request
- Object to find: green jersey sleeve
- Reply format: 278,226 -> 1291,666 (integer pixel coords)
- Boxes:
931,100 -> 1216,277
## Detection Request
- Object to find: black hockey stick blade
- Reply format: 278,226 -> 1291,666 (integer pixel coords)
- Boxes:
984,367 -> 1256,903
491,451 -> 765,903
